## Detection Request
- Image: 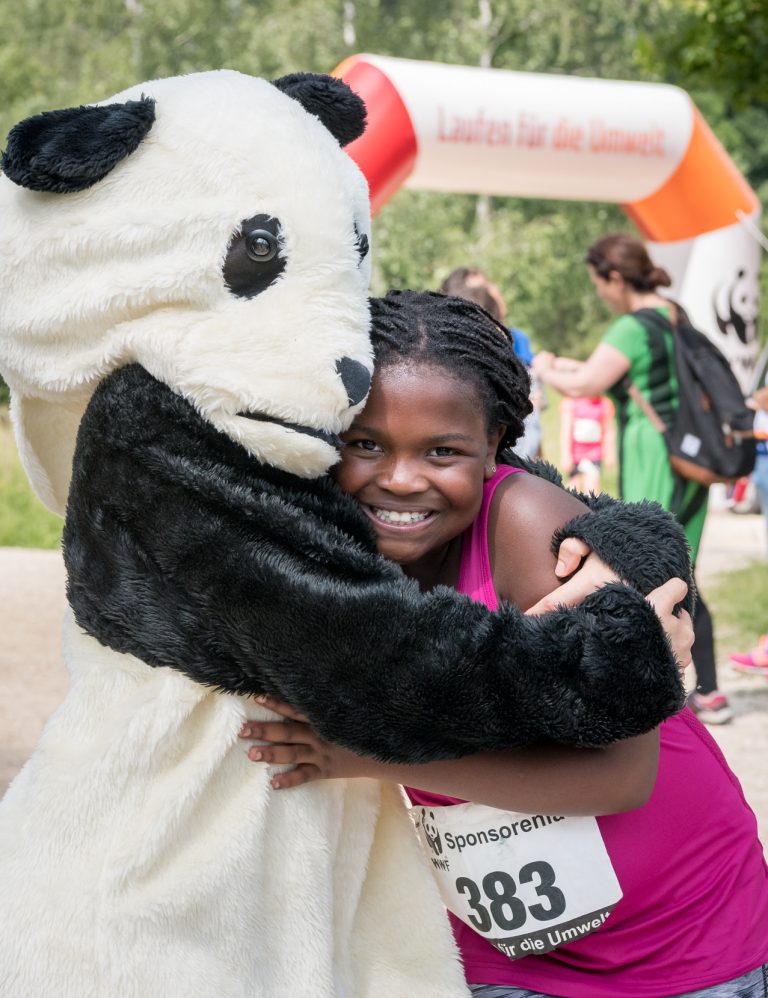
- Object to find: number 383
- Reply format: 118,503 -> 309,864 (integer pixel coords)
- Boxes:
456,861 -> 566,932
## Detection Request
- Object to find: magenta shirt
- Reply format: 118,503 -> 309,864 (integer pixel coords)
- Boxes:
407,465 -> 768,996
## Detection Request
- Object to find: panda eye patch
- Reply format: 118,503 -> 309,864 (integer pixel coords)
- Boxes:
223,213 -> 285,299
354,225 -> 369,264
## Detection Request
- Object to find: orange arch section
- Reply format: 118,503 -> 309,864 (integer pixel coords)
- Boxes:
624,104 -> 759,242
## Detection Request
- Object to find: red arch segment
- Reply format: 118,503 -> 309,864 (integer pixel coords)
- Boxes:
335,56 -> 418,213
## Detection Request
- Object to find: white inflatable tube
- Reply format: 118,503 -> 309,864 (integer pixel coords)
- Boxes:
336,54 -> 761,388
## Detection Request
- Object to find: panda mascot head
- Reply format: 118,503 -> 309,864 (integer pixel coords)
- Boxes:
0,69 -> 373,514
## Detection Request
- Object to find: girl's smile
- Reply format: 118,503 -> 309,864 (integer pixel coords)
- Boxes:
367,507 -> 435,527
335,363 -> 503,587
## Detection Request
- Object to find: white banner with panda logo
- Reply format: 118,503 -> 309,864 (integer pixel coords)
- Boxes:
410,802 -> 621,960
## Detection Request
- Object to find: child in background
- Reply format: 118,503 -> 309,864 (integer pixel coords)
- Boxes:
560,395 -> 616,494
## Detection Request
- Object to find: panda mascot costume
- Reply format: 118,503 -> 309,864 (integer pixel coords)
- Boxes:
0,70 -> 689,997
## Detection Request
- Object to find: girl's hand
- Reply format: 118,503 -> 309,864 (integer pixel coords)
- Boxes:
527,554 -> 621,616
526,538 -> 620,616
645,577 -> 694,673
239,696 -> 378,789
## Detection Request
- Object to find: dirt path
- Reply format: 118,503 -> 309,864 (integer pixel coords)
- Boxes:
0,547 -> 68,791
1,511 -> 766,844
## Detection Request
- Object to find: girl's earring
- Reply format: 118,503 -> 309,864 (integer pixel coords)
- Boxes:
485,463 -> 497,479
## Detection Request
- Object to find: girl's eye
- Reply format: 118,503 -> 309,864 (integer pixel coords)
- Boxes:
430,446 -> 458,458
349,438 -> 381,452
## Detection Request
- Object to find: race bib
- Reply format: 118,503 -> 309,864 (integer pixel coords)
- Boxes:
411,802 -> 621,960
572,417 -> 602,443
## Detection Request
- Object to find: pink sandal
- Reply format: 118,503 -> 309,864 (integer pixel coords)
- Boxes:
729,635 -> 768,676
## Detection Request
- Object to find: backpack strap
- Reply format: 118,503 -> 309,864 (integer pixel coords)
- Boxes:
623,305 -> 680,435
624,379 -> 668,433
676,480 -> 709,525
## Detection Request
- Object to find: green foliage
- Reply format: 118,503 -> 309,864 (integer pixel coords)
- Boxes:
1,0 -> 763,356
0,414 -> 62,549
372,192 -> 626,354
640,0 -> 768,109
0,0 -> 348,140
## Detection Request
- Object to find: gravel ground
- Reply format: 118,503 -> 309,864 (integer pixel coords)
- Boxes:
1,510 -> 766,845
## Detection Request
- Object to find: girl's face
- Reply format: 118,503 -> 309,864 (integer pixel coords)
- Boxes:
587,264 -> 629,314
335,362 -> 504,569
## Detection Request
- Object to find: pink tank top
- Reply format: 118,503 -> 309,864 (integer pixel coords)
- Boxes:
407,466 -> 768,995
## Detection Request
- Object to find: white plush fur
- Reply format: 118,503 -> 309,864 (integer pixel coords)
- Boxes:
0,70 -> 374,513
0,71 -> 468,996
0,617 -> 466,996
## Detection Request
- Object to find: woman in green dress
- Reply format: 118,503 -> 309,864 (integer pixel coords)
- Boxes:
532,231 -> 731,724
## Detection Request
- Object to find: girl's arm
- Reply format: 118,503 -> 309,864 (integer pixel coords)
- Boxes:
243,700 -> 659,815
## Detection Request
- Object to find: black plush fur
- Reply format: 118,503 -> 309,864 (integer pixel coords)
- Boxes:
1,98 -> 156,193
63,365 -> 689,763
271,73 -> 366,147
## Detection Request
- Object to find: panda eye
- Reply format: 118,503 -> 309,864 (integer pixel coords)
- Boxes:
223,213 -> 285,299
245,230 -> 278,262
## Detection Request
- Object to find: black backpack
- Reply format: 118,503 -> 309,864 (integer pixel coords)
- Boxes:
628,307 -> 756,486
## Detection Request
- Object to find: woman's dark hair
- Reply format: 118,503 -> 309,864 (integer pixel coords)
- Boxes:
369,289 -> 531,453
586,232 -> 672,292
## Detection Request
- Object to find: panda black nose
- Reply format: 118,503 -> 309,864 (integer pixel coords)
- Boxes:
336,357 -> 371,406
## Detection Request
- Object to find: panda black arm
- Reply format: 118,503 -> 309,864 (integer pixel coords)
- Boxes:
64,367 -> 684,763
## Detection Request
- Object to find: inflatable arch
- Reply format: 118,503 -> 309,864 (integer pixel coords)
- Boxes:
335,54 -> 762,389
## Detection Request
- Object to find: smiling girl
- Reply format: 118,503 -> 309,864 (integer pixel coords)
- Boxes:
244,290 -> 768,998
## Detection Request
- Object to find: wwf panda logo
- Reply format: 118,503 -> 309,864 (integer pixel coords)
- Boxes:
420,809 -> 443,856
714,267 -> 759,346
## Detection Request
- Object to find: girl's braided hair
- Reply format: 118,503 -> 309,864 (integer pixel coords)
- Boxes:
369,289 -> 532,454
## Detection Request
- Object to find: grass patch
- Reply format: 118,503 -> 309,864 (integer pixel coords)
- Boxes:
708,562 -> 768,655
0,411 -> 62,549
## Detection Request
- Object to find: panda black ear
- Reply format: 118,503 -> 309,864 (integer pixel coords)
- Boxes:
1,97 -> 156,193
271,73 -> 366,147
